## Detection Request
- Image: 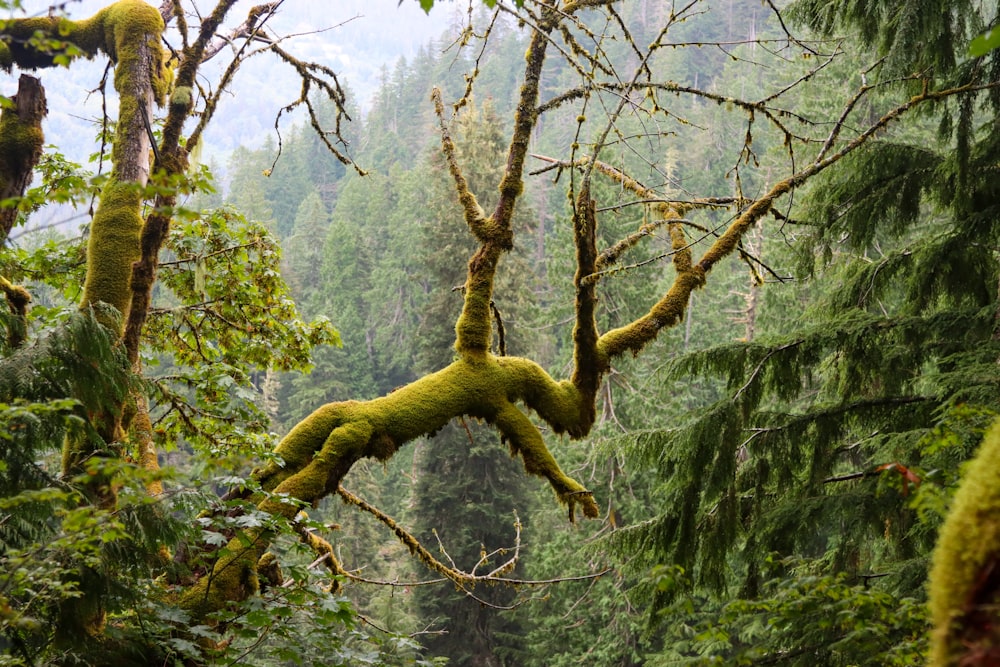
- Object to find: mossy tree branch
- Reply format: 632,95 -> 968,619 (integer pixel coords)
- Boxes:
0,4 -> 239,641
122,0 -> 241,367
433,88 -> 488,241
0,276 -> 29,349
591,82 -> 995,362
0,0 -> 171,338
337,486 -> 521,587
0,2 -> 174,643
0,0 -> 173,335
446,5 -> 562,358
928,418 -> 1000,666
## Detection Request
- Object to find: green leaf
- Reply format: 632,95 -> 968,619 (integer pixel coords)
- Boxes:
969,26 -> 1000,57
168,637 -> 201,657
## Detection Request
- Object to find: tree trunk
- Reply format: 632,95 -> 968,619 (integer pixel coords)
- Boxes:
0,73 -> 45,244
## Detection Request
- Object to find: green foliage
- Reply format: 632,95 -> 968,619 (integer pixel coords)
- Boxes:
0,312 -> 189,665
156,206 -> 339,371
514,491 -> 650,667
0,308 -> 136,419
648,563 -> 928,666
787,0 -> 984,75
0,133 -> 354,661
969,25 -> 1000,56
144,205 -> 339,454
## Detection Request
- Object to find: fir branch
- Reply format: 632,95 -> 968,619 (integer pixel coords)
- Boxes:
734,340 -> 804,400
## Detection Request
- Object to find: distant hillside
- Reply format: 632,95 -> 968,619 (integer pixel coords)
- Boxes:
6,0 -> 455,164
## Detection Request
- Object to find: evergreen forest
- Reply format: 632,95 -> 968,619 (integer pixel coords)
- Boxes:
0,0 -> 999,665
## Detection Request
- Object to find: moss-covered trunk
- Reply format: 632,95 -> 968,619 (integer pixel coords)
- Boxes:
0,73 -> 45,348
928,419 -> 1000,666
0,0 -> 169,647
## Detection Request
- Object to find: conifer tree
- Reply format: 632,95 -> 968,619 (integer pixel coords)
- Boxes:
283,190 -> 330,307
614,1 -> 1000,664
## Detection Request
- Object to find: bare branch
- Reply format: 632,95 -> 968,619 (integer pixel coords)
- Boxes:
200,2 -> 281,62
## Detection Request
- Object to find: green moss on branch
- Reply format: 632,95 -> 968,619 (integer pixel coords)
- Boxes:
494,401 -> 597,520
928,418 -> 1000,666
183,355 -> 597,621
74,1 -> 167,327
598,203 -> 703,359
257,356 -> 593,495
0,0 -> 167,88
80,182 -> 143,330
254,358 -> 593,504
455,253 -> 501,356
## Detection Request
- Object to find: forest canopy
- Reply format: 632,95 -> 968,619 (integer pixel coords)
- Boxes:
0,0 -> 998,665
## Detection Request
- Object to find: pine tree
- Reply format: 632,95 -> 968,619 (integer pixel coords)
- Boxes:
283,190 -> 330,305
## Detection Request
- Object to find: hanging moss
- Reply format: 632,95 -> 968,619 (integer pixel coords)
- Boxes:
928,418 -> 1000,666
